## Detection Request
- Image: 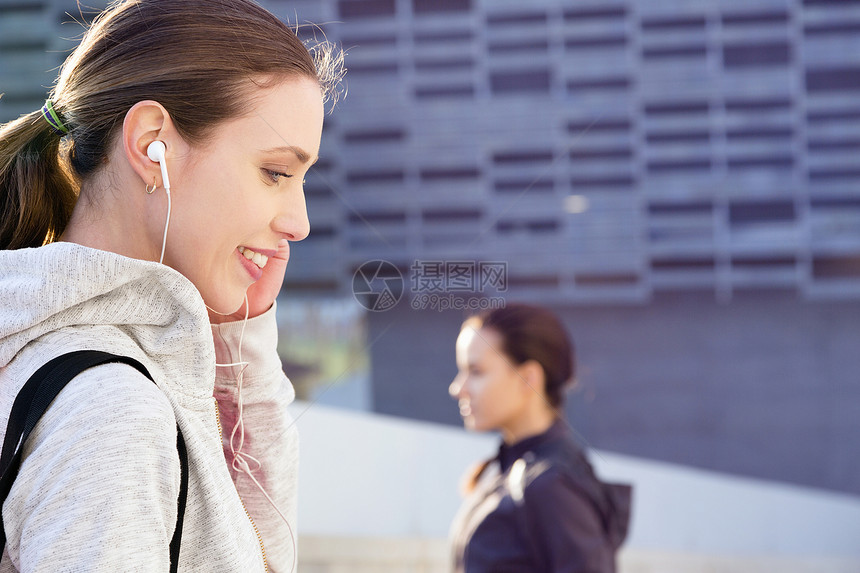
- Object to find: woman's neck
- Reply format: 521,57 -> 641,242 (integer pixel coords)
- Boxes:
500,406 -> 556,445
60,174 -> 162,262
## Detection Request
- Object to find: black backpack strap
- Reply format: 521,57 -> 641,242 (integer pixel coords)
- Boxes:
0,350 -> 187,572
171,428 -> 188,571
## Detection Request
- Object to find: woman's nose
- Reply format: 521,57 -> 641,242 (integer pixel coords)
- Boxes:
272,188 -> 310,241
449,377 -> 464,399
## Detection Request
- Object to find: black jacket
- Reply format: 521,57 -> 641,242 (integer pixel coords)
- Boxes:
450,420 -> 632,572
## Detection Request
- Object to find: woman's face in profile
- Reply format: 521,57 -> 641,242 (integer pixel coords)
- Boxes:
450,326 -> 529,433
163,76 -> 324,314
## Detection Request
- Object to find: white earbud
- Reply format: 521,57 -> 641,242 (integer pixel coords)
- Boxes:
146,140 -> 170,192
147,139 -> 165,162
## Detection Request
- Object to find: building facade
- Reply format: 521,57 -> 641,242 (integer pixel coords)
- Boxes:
2,0 -> 859,494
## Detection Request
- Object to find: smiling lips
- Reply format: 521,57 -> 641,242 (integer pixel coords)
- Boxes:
238,246 -> 269,269
459,401 -> 472,417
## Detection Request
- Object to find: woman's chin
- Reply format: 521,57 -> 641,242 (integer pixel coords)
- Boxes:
464,417 -> 486,432
203,293 -> 245,318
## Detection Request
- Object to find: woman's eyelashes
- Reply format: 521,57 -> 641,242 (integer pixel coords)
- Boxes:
263,168 -> 291,184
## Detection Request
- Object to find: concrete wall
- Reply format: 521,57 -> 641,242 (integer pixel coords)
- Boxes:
288,400 -> 860,571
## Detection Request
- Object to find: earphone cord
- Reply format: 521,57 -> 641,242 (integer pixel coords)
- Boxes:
159,186 -> 171,265
149,150 -> 294,568
213,294 -> 297,573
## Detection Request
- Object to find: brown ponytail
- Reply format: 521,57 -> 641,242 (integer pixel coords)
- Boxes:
0,0 -> 344,251
0,109 -> 77,249
461,458 -> 494,495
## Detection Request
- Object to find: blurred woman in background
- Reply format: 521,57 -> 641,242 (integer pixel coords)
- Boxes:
449,303 -> 631,572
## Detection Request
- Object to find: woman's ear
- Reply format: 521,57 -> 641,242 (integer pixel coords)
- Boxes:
518,359 -> 547,400
122,100 -> 180,186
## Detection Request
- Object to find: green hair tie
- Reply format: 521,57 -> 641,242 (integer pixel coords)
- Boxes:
40,99 -> 69,135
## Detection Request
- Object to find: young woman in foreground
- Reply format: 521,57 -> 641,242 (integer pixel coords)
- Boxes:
0,0 -> 341,569
449,303 -> 632,572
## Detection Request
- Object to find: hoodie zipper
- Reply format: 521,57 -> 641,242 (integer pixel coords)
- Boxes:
214,398 -> 269,572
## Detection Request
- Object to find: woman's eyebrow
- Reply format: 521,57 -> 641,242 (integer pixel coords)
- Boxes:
259,145 -> 318,165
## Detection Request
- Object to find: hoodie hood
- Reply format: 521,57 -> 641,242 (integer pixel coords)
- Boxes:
500,419 -> 633,548
0,242 -> 215,400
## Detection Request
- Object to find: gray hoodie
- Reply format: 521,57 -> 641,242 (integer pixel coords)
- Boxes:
0,242 -> 298,571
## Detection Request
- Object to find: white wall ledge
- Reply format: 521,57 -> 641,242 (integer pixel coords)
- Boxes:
288,401 -> 860,562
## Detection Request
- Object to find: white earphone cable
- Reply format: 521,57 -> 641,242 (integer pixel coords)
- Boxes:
159,187 -> 170,265
213,294 -> 297,573
149,144 -> 294,569
148,140 -> 171,266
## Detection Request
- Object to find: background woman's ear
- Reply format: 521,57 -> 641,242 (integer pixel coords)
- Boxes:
518,359 -> 547,399
122,100 -> 178,185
